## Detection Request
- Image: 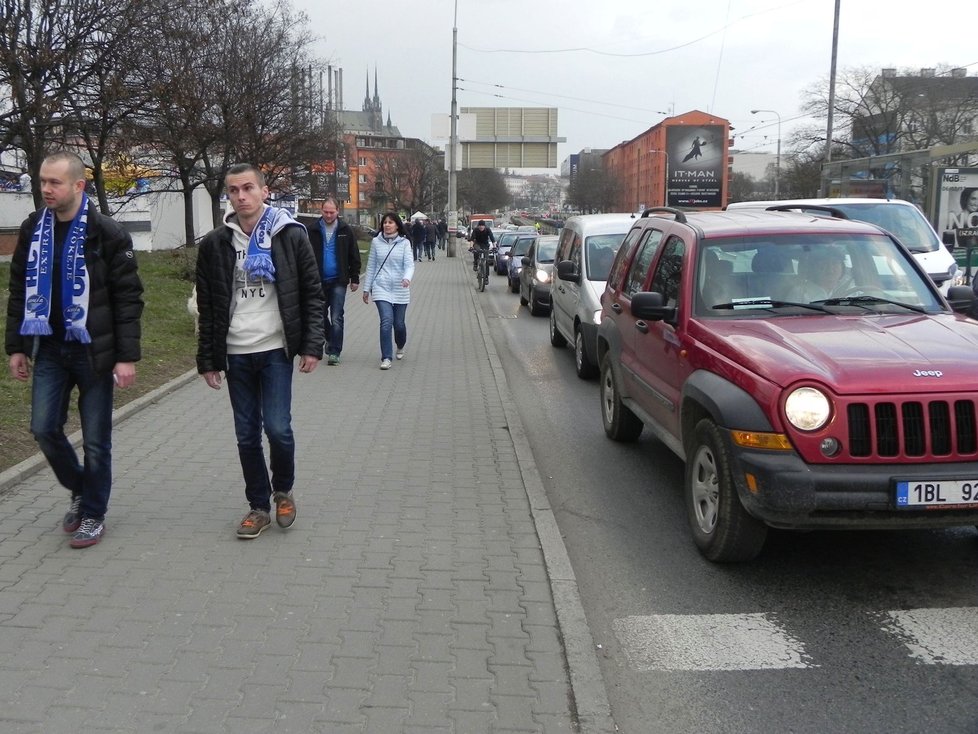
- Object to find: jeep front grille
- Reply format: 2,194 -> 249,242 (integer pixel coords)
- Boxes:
847,400 -> 978,458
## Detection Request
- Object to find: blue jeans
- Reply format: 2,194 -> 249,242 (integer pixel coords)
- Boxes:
322,280 -> 347,355
374,301 -> 407,361
226,349 -> 295,512
30,338 -> 114,520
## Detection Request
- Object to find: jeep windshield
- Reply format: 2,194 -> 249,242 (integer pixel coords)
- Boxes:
696,233 -> 945,316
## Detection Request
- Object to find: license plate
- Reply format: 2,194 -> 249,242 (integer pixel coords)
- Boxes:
895,479 -> 978,508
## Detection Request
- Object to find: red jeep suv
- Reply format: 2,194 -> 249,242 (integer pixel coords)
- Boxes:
597,207 -> 978,562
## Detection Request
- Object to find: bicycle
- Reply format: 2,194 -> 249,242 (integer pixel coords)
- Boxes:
471,246 -> 495,291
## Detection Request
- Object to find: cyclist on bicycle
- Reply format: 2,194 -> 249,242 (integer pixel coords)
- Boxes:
468,220 -> 495,272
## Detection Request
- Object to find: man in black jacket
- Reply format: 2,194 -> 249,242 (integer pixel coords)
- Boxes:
410,217 -> 425,262
5,151 -> 144,549
306,197 -> 360,365
196,163 -> 325,539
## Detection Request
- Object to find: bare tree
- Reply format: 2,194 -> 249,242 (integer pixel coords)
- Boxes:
566,166 -> 619,213
457,168 -> 509,213
0,0 -> 140,205
801,65 -> 978,159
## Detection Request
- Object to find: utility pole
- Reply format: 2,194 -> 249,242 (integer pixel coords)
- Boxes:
447,0 -> 459,257
823,0 -> 841,195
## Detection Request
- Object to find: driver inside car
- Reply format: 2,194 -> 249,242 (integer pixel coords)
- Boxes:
797,247 -> 854,301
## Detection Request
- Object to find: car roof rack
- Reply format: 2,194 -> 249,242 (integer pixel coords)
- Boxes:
640,207 -> 687,223
763,203 -> 851,220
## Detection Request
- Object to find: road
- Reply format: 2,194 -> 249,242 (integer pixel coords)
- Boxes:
475,269 -> 978,734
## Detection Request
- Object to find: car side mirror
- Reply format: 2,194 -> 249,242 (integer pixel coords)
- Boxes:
946,285 -> 975,314
942,230 -> 957,251
521,256 -> 531,267
631,291 -> 676,323
556,259 -> 580,283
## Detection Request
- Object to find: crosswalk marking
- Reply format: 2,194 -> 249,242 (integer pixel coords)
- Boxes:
612,613 -> 815,671
879,607 -> 978,666
613,607 -> 978,672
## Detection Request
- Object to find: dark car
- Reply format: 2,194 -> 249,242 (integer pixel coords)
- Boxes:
493,231 -> 522,275
597,207 -> 978,562
519,235 -> 559,315
505,234 -> 536,292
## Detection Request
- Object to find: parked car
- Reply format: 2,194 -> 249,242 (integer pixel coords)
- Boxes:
493,231 -> 523,275
504,234 -> 536,293
550,213 -> 634,378
597,206 -> 977,563
726,198 -> 962,294
519,235 -> 559,315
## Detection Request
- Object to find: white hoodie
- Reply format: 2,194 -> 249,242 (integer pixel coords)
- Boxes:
224,206 -> 286,355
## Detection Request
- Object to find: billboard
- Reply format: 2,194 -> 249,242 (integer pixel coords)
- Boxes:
936,168 -> 978,248
665,125 -> 724,208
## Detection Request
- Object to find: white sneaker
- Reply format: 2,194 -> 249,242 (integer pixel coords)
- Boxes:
380,359 -> 392,370
395,349 -> 404,360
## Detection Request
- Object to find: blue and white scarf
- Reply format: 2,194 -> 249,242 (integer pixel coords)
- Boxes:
241,206 -> 304,282
21,193 -> 92,343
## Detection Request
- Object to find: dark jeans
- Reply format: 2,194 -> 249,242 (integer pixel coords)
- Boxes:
322,280 -> 347,355
226,349 -> 295,512
424,242 -> 436,259
412,241 -> 421,261
30,338 -> 114,520
374,301 -> 407,361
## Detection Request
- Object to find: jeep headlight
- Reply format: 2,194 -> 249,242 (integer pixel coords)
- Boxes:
536,269 -> 550,284
784,387 -> 830,431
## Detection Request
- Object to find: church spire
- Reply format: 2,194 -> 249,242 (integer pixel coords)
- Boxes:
373,67 -> 380,106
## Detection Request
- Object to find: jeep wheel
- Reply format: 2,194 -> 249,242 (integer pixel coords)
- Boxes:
574,327 -> 598,379
686,419 -> 768,562
549,309 -> 567,347
600,357 -> 642,442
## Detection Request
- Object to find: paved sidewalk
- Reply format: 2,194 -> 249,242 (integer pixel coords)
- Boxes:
0,251 -> 614,733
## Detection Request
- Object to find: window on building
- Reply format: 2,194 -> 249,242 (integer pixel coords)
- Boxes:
358,174 -> 368,184
358,157 -> 367,167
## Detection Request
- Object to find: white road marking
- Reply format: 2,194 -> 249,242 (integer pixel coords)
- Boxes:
878,607 -> 978,666
612,613 -> 815,672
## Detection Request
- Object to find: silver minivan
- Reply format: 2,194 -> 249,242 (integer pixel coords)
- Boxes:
550,213 -> 634,378
725,198 -> 962,294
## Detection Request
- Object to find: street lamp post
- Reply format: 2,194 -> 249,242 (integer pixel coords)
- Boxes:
751,109 -> 781,199
649,149 -> 669,206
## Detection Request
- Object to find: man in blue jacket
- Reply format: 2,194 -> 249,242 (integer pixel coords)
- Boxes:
306,197 -> 360,366
195,163 -> 325,539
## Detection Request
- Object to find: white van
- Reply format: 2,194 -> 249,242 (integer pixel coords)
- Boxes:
550,213 -> 635,378
725,198 -> 961,294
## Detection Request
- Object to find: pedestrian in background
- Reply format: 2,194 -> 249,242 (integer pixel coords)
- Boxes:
437,218 -> 448,250
410,216 -> 425,262
195,163 -> 325,539
424,217 -> 438,261
306,196 -> 360,366
362,212 -> 414,370
5,151 -> 144,549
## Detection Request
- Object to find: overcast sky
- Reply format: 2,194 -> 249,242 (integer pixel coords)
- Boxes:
299,0 -> 976,167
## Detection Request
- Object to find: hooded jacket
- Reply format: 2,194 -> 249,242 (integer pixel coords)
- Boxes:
5,202 -> 144,376
195,207 -> 325,373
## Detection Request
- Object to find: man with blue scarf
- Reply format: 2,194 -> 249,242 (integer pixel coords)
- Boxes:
195,163 -> 324,539
5,151 -> 144,549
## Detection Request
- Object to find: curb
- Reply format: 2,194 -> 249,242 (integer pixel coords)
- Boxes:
466,259 -> 617,734
0,368 -> 199,494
